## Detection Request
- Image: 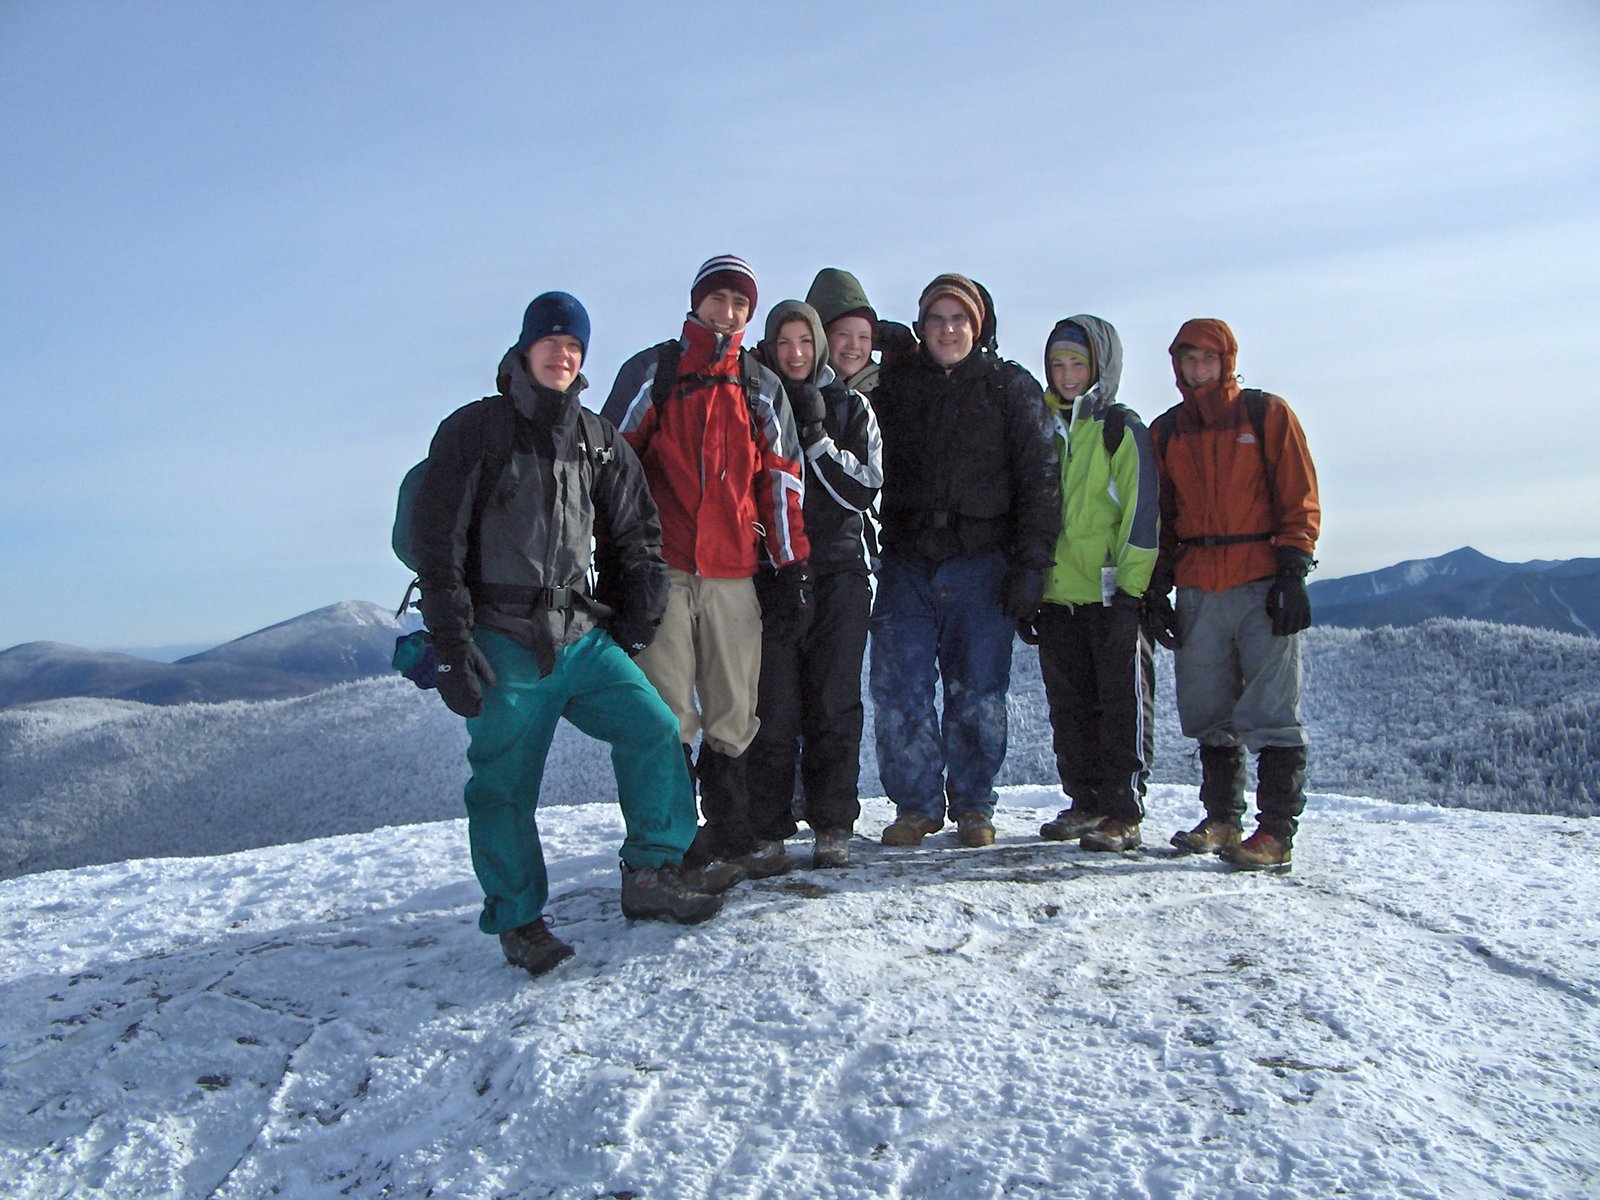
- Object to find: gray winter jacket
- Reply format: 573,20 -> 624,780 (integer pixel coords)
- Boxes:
410,349 -> 667,675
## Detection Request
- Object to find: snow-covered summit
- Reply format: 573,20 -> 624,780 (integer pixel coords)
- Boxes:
1,789 -> 1595,1199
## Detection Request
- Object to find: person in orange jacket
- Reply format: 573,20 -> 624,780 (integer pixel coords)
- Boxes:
1145,318 -> 1320,873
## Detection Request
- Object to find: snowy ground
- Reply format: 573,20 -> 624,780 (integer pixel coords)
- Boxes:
2,786 -> 1596,1199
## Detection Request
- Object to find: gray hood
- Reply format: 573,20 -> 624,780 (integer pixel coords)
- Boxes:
1043,314 -> 1122,419
761,299 -> 832,387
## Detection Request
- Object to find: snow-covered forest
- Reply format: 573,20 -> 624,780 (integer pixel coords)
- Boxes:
3,618 -> 1596,881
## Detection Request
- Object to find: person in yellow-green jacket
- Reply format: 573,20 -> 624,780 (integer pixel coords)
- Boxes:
1017,315 -> 1159,852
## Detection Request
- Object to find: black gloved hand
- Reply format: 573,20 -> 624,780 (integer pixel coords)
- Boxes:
1141,589 -> 1182,650
788,380 -> 827,448
609,612 -> 659,657
1015,616 -> 1041,646
758,561 -> 814,639
1001,566 -> 1045,624
434,638 -> 497,718
875,320 -> 917,366
1266,546 -> 1315,637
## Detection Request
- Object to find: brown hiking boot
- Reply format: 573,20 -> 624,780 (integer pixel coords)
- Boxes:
680,858 -> 747,894
498,919 -> 575,977
1170,817 -> 1243,855
1081,818 -> 1142,853
1220,829 -> 1293,873
955,811 -> 996,847
881,813 -> 943,846
1040,807 -> 1106,842
738,839 -> 794,879
620,863 -> 724,924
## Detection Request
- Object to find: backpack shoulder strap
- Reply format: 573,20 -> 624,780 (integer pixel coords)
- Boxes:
737,347 -> 765,439
648,339 -> 683,406
575,406 -> 617,466
1239,388 -> 1279,523
1102,402 -> 1132,457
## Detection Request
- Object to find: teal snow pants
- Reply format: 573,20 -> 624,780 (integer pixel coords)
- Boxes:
464,627 -> 697,934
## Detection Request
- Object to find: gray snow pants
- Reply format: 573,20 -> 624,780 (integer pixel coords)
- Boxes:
1174,579 -> 1307,752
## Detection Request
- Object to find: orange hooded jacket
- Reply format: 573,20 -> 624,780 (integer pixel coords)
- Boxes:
1150,318 -> 1320,593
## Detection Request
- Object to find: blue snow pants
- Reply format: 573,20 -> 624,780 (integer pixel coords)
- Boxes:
464,628 -> 697,934
869,550 -> 1015,822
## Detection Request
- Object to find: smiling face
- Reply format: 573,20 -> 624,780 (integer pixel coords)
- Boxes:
922,297 -> 975,367
1049,353 -> 1093,400
695,288 -> 752,334
526,334 -> 584,391
773,318 -> 816,383
826,315 -> 874,380
1177,345 -> 1223,389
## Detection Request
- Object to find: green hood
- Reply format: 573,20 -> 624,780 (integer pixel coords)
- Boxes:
805,268 -> 876,328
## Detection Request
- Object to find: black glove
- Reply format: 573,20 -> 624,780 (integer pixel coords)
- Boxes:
609,612 -> 658,657
787,380 -> 827,448
434,638 -> 497,718
1266,546 -> 1315,637
759,561 -> 814,639
1014,616 -> 1041,646
875,320 -> 917,366
1001,566 -> 1045,624
1141,589 -> 1182,650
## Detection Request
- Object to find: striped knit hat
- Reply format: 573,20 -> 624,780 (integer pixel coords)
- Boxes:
917,273 -> 986,333
690,254 -> 758,313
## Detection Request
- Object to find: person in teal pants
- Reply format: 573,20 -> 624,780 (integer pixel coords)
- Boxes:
409,291 -> 725,977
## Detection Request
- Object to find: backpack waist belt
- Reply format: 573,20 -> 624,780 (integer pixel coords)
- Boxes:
1177,532 -> 1274,548
476,583 -> 581,611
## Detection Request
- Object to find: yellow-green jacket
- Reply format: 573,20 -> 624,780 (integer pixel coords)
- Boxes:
1041,315 -> 1159,607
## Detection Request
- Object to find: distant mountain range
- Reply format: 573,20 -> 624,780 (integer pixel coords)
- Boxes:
2,548 -> 1594,709
1309,547 -> 1600,637
0,601 -> 421,709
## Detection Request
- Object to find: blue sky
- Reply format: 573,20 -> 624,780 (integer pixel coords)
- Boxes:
3,0 -> 1598,650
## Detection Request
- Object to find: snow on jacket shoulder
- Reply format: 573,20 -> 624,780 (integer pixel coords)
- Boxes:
601,318 -> 810,578
874,348 -> 1060,569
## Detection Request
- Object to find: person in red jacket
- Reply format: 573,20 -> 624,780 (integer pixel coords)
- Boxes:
1146,318 -> 1321,873
602,255 -> 813,885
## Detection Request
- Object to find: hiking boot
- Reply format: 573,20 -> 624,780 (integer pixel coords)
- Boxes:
1039,806 -> 1105,842
620,863 -> 724,924
954,811 -> 996,848
1220,829 -> 1293,874
1170,817 -> 1243,855
498,919 -> 574,977
680,858 -> 747,895
881,813 -> 943,846
739,839 -> 794,879
1081,818 -> 1142,853
812,828 -> 852,870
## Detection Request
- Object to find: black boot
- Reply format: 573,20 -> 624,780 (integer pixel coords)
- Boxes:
683,742 -> 698,797
1200,744 -> 1248,821
1255,745 -> 1308,843
693,748 -> 758,863
1171,744 -> 1247,853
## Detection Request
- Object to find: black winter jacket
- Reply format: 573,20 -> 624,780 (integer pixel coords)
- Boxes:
798,372 -> 882,574
872,347 -> 1060,569
409,350 -> 668,675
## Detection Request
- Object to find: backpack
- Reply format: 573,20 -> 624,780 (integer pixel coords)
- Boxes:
389,395 -> 618,687
648,338 -> 765,440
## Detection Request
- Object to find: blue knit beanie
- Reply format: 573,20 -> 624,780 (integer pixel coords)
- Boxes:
517,291 -> 590,358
